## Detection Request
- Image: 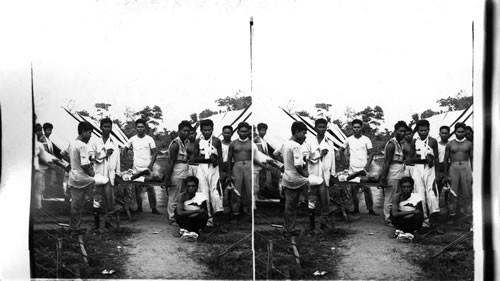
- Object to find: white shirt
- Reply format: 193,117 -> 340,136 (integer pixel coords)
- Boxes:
438,141 -> 447,164
222,142 -> 230,163
305,136 -> 336,186
343,135 -> 372,172
64,139 -> 94,188
126,135 -> 156,171
91,136 -> 121,186
282,140 -> 308,189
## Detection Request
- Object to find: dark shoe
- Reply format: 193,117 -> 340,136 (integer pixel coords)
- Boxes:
218,225 -> 228,234
352,208 -> 360,214
368,209 -> 379,216
152,208 -> 163,215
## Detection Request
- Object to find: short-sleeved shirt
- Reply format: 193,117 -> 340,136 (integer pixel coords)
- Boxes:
343,135 -> 372,172
282,140 -> 308,189
65,139 -> 94,188
127,135 -> 156,170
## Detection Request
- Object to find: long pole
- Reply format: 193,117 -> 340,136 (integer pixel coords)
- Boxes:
250,17 -> 254,93
472,21 -> 474,97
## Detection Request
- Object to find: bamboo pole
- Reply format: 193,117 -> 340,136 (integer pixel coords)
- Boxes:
290,236 -> 301,267
266,240 -> 273,280
56,238 -> 62,278
78,235 -> 88,264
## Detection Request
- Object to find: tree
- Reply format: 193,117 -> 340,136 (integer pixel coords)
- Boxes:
76,109 -> 90,117
135,105 -> 163,129
437,90 -> 473,111
314,103 -> 332,111
296,110 -> 311,118
190,113 -> 198,124
354,105 -> 385,137
199,108 -> 218,119
215,91 -> 252,111
420,109 -> 440,119
95,102 -> 112,119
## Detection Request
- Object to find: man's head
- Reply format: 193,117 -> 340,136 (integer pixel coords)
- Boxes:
178,120 -> 192,141
100,118 -> 113,136
455,122 -> 466,141
394,121 -> 408,141
291,121 -> 307,144
257,123 -> 268,138
237,122 -> 251,140
34,123 -> 44,140
465,126 -> 473,142
135,119 -> 147,137
183,176 -> 200,194
199,119 -> 214,139
351,119 -> 363,137
78,121 -> 94,143
43,123 -> 53,138
439,125 -> 450,143
415,120 -> 430,140
222,125 -> 233,142
400,176 -> 415,194
188,127 -> 197,142
405,126 -> 414,142
315,118 -> 328,137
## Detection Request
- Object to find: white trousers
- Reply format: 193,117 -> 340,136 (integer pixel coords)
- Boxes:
412,164 -> 440,226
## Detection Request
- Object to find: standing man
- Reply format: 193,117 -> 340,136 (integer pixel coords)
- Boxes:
304,118 -> 336,229
193,119 -> 225,229
340,119 -> 378,215
408,119 -> 440,228
437,126 -> 451,210
125,119 -> 161,215
90,118 -> 121,229
282,121 -> 309,237
379,121 -> 407,226
402,126 -> 415,177
255,123 -> 275,191
221,125 -> 233,214
62,122 -> 99,234
465,126 -> 473,143
227,122 -> 252,218
164,121 -> 192,224
186,126 -> 198,177
42,123 -> 62,158
33,124 -> 55,210
444,122 -> 473,219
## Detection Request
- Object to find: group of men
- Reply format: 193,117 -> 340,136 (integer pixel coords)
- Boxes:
380,119 -> 473,235
33,117 -> 254,236
274,117 -> 473,237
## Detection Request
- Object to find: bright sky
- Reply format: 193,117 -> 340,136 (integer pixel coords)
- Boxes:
12,0 -> 251,131
253,0 -> 475,131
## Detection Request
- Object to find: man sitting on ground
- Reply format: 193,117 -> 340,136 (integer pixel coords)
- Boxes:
391,176 -> 424,241
175,176 -> 209,241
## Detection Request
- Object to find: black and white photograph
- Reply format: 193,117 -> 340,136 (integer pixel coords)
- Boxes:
252,1 -> 477,279
1,0 -> 499,280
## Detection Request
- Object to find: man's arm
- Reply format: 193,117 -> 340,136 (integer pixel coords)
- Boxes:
227,142 -> 234,182
379,142 -> 395,185
430,138 -> 439,175
148,147 -> 157,171
469,141 -> 473,170
365,148 -> 375,171
164,141 -> 179,186
214,138 -> 224,175
443,143 -> 451,179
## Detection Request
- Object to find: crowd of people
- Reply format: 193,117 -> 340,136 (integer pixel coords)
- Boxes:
33,114 -> 473,243
255,118 -> 473,242
32,117 -> 253,241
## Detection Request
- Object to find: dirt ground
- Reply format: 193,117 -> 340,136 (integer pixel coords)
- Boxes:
254,186 -> 473,280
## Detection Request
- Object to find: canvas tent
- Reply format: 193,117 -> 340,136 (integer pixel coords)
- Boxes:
198,104 -> 252,140
252,102 -> 347,152
422,105 -> 473,141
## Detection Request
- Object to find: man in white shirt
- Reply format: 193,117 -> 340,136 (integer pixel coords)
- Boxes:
305,118 -> 336,230
90,118 -> 121,228
437,125 -> 450,212
124,119 -> 161,215
33,123 -> 56,210
282,121 -> 309,237
62,122 -> 98,234
339,119 -> 378,216
255,123 -> 275,194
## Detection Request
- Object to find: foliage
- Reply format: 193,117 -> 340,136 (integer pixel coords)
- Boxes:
353,105 -> 385,137
95,102 -> 111,119
420,108 -> 441,119
76,109 -> 90,117
190,113 -> 198,124
436,90 -> 473,111
134,105 -> 163,130
215,91 -> 252,111
314,103 -> 332,111
296,110 -> 311,118
199,108 -> 218,119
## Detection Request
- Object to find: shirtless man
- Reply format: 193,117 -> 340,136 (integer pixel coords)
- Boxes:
193,119 -> 225,230
408,120 -> 440,228
402,126 -> 415,177
164,121 -> 192,224
444,122 -> 473,218
227,122 -> 252,217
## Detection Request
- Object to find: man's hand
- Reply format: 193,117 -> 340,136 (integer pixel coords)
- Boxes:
164,177 -> 171,187
426,154 -> 434,168
379,177 -> 387,187
106,148 -> 114,157
321,148 -> 329,157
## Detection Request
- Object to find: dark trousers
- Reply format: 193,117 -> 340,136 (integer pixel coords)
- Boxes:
175,212 -> 209,233
69,185 -> 91,231
135,185 -> 157,210
284,185 -> 306,235
391,212 -> 424,233
351,184 -> 374,211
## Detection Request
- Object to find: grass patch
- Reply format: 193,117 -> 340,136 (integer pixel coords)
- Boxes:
32,227 -> 136,279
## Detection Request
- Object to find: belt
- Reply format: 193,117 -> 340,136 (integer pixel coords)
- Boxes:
452,161 -> 468,165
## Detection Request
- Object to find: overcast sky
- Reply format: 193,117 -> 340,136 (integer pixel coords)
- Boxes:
253,0 -> 475,130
